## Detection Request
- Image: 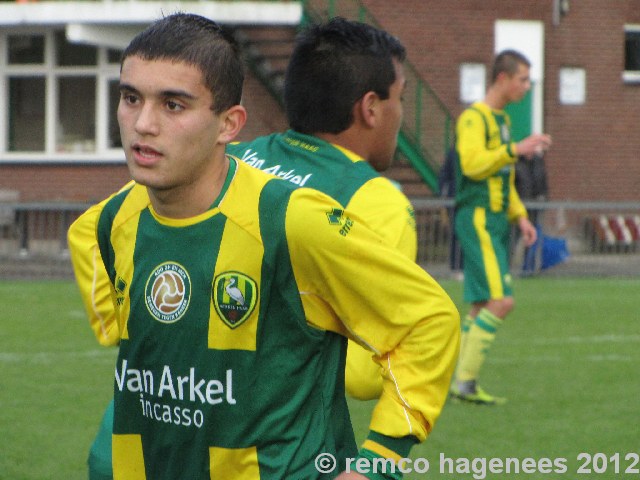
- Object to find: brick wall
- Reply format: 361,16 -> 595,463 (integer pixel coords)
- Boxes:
0,163 -> 131,204
363,0 -> 640,201
3,3 -> 639,203
236,73 -> 288,142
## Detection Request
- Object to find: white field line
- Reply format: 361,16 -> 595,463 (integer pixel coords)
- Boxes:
505,334 -> 640,346
491,354 -> 634,364
491,334 -> 640,363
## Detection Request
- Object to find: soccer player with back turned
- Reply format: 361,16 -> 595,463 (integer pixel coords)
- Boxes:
450,50 -> 551,405
227,17 -> 417,401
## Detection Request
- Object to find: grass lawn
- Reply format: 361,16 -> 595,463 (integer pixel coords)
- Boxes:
0,281 -> 117,480
0,277 -> 638,479
350,277 -> 640,479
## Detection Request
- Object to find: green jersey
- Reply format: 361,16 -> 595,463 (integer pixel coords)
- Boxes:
227,130 -> 417,260
454,102 -> 526,221
97,160 -> 353,479
82,158 -> 459,479
453,102 -> 527,302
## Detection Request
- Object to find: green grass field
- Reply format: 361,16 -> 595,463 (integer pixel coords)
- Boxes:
1,278 -> 638,479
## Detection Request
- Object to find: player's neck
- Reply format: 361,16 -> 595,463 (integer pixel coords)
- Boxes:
148,156 -> 230,219
483,87 -> 508,111
314,129 -> 368,161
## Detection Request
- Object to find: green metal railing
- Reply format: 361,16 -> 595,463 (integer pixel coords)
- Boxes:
301,0 -> 454,192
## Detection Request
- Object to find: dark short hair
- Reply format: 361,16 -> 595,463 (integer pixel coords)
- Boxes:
285,17 -> 406,134
491,49 -> 531,83
122,13 -> 244,113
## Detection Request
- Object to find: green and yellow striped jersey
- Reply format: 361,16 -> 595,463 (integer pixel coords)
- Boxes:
227,129 -> 417,261
69,158 -> 459,479
455,102 -> 527,221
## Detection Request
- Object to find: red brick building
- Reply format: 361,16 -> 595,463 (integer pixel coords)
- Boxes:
1,0 -> 639,203
363,0 -> 640,201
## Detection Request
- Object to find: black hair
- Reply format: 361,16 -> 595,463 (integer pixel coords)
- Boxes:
122,13 -> 244,113
285,17 -> 406,134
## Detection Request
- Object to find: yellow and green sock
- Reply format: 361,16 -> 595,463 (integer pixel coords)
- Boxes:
456,308 -> 503,390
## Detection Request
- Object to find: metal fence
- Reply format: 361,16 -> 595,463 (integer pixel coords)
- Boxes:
412,198 -> 640,277
0,202 -> 86,279
1,200 -> 639,280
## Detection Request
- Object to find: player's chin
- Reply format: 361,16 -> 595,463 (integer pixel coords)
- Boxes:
128,164 -> 167,190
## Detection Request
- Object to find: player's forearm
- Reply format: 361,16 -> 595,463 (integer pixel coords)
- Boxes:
365,302 -> 459,462
68,203 -> 120,346
460,144 -> 516,181
507,177 -> 528,222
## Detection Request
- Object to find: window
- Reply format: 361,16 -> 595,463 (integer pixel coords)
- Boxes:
0,29 -> 122,161
55,31 -> 97,66
623,25 -> 640,83
107,48 -> 122,64
9,77 -> 45,151
57,77 -> 96,152
8,35 -> 44,64
108,79 -> 122,149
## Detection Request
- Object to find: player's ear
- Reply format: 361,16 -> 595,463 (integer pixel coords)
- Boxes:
495,70 -> 511,84
355,91 -> 381,129
218,105 -> 247,144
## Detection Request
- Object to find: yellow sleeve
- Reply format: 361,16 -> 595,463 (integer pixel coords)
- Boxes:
346,177 -> 417,261
456,107 -> 517,180
285,188 -> 460,456
507,168 -> 528,222
67,182 -> 135,346
342,177 -> 417,400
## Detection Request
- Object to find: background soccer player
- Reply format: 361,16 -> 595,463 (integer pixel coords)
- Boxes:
227,17 -> 415,401
69,13 -> 459,479
450,49 -> 552,405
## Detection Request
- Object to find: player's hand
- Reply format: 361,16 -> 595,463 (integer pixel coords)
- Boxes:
518,217 -> 538,247
516,133 -> 552,159
335,472 -> 368,479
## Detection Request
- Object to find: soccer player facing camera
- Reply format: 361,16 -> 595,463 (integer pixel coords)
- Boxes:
69,13 -> 459,479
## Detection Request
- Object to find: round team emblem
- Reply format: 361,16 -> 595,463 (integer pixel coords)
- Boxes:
145,262 -> 191,323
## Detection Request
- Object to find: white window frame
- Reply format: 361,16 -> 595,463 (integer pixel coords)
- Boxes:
0,26 -> 124,163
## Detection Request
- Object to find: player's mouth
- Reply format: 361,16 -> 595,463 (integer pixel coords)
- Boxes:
131,143 -> 162,167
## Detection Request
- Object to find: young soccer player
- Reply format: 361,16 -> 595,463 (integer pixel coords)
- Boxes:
68,13 -> 459,479
227,17 -> 415,401
450,49 -> 552,405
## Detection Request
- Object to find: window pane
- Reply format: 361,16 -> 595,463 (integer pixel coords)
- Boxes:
8,35 -> 44,64
625,31 -> 640,71
55,31 -> 97,66
107,49 -> 122,64
108,79 -> 122,149
57,77 -> 96,152
9,77 -> 45,151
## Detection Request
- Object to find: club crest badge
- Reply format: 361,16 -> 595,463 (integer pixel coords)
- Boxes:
145,262 -> 191,323
212,271 -> 258,329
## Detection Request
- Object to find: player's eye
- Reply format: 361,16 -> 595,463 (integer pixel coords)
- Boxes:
166,100 -> 185,112
121,92 -> 139,105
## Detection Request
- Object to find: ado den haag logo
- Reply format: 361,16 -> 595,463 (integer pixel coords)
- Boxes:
212,271 -> 258,329
145,262 -> 192,323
